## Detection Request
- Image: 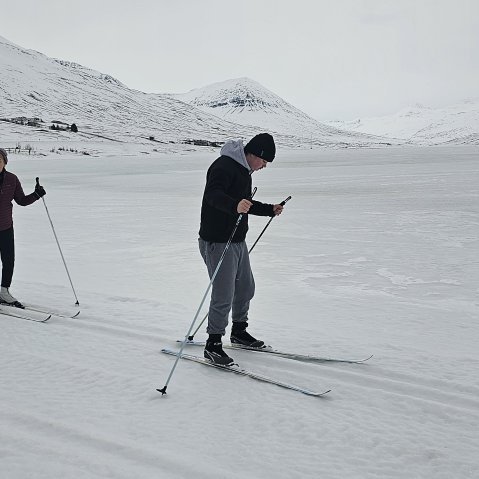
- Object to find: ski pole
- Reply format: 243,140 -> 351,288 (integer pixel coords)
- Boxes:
157,188 -> 257,395
187,195 -> 291,341
248,195 -> 291,253
37,177 -> 80,306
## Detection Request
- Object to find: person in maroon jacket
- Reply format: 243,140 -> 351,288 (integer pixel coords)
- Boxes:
0,148 -> 46,308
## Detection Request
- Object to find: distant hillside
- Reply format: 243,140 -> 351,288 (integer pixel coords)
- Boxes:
325,100 -> 479,145
0,35 -> 258,147
0,36 -> 389,150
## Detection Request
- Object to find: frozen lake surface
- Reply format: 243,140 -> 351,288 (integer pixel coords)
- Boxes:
1,146 -> 478,478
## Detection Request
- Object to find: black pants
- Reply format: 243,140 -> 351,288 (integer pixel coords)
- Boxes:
0,227 -> 15,288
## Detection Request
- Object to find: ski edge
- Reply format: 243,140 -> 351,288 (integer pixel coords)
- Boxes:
161,348 -> 331,397
176,339 -> 372,364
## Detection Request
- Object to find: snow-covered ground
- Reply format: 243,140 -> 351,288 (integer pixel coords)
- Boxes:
1,145 -> 478,478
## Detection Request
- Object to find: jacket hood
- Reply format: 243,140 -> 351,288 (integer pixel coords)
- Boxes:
220,140 -> 251,172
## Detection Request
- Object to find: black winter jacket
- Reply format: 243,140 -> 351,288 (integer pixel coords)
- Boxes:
199,155 -> 274,242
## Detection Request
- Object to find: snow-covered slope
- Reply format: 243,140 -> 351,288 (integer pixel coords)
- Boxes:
0,35 -> 259,146
0,36 -> 387,150
327,101 -> 479,145
173,77 -> 388,146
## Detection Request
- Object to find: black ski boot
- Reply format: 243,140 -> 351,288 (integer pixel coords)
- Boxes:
230,321 -> 264,348
204,334 -> 234,366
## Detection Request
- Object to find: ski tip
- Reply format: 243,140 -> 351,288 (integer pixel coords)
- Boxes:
300,388 -> 332,397
71,311 -> 81,319
356,354 -> 374,363
42,315 -> 52,322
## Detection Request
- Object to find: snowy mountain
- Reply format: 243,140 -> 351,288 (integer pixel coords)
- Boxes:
326,100 -> 479,145
0,36 -> 385,151
172,77 -> 387,146
0,35 -> 258,148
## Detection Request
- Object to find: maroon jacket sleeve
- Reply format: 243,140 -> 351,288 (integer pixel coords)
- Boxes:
13,176 -> 38,206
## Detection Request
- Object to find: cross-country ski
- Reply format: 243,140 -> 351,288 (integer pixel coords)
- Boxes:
161,349 -> 331,397
0,306 -> 51,322
176,339 -> 373,364
23,304 -> 81,319
0,302 -> 79,319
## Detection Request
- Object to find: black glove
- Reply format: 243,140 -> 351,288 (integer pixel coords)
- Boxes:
35,180 -> 46,198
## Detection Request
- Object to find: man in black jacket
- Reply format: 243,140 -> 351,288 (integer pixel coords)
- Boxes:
199,133 -> 284,365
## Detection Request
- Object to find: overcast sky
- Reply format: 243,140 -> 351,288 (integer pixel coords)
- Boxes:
1,0 -> 478,120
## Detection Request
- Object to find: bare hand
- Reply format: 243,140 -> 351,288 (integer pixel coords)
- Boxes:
273,204 -> 283,216
237,199 -> 253,214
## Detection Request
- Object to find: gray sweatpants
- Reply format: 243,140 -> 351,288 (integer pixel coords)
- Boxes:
198,238 -> 255,335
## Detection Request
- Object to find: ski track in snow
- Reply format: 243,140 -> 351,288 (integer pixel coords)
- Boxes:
1,146 -> 478,478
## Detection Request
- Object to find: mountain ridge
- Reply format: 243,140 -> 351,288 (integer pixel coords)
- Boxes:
172,77 -> 381,143
0,35 -> 388,150
325,100 -> 479,145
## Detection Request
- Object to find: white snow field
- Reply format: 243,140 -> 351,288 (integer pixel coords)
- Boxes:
1,145 -> 478,478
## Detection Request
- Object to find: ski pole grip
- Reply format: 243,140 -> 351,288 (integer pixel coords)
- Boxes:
36,177 -> 40,187
237,187 -> 257,224
280,195 -> 292,206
